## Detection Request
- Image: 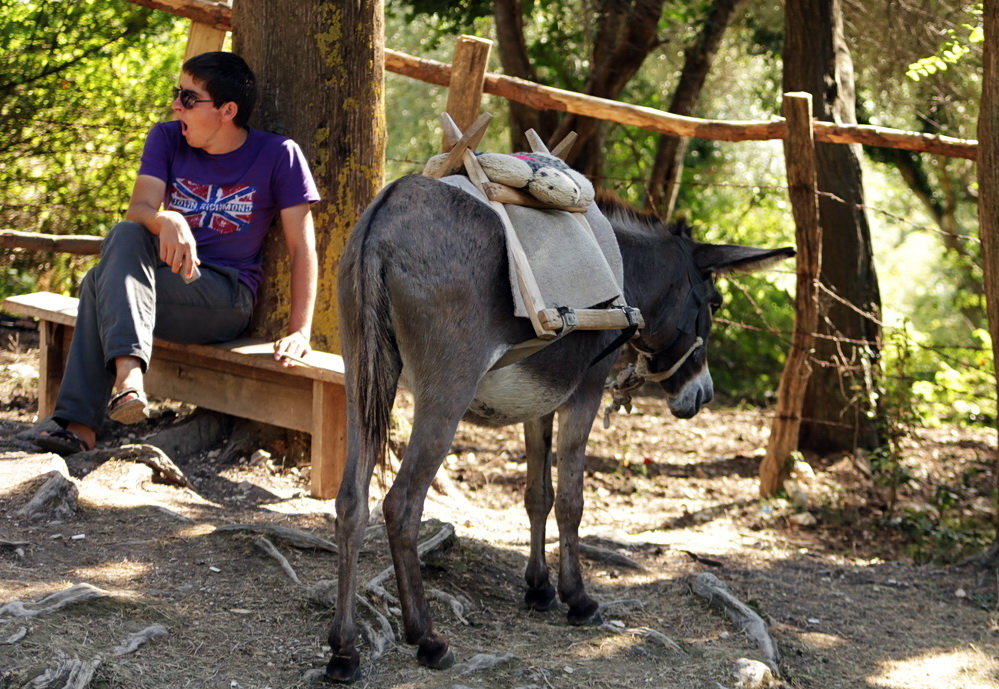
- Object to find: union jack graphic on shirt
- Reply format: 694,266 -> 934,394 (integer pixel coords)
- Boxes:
168,178 -> 255,235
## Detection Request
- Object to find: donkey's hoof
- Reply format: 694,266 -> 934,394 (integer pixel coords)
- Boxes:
567,599 -> 601,626
324,652 -> 361,684
525,584 -> 557,611
417,634 -> 455,670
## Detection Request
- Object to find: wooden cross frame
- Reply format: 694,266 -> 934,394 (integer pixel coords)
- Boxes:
426,112 -> 644,339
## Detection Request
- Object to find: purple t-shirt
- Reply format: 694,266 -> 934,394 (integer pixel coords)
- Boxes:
137,121 -> 320,295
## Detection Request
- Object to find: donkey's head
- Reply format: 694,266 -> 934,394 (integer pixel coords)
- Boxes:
604,202 -> 794,419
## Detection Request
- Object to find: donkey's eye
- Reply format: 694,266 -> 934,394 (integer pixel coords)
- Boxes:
709,297 -> 722,314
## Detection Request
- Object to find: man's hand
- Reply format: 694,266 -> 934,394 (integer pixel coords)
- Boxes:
273,330 -> 312,367
155,210 -> 200,281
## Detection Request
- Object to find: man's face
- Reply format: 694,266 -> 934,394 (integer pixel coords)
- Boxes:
172,73 -> 237,152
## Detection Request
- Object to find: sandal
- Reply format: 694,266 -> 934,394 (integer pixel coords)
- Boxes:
36,428 -> 91,456
107,388 -> 149,425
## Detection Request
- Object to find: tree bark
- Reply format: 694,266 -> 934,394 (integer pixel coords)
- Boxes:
977,0 -> 999,568
784,0 -> 882,453
493,0 -> 557,151
232,0 -> 385,353
647,0 -> 746,218
550,0 -> 667,180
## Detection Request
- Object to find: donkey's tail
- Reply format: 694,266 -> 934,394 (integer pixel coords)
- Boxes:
337,182 -> 403,470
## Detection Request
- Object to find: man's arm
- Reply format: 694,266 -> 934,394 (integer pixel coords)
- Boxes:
126,174 -> 200,281
273,202 -> 318,365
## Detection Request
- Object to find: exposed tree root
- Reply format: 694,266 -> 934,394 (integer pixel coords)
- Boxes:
16,471 -> 77,521
254,536 -> 302,585
689,572 -> 780,674
111,624 -> 169,656
600,621 -> 684,652
20,651 -> 101,689
0,583 -> 111,619
76,444 -> 191,487
214,522 -> 336,552
578,542 -> 644,570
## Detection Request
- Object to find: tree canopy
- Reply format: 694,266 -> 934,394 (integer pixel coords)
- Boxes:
1,0 -> 992,429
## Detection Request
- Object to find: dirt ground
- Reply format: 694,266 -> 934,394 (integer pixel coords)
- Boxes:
1,331 -> 998,689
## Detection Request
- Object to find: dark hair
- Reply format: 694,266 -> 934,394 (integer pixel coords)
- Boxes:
182,51 -> 256,128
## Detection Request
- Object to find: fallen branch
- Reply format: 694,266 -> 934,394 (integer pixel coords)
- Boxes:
254,536 -> 302,585
111,624 -> 169,656
214,523 -> 336,552
0,583 -> 111,618
689,573 -> 780,673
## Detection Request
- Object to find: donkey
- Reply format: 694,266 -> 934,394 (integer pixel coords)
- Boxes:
325,174 -> 793,682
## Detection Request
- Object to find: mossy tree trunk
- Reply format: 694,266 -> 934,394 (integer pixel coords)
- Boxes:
233,0 -> 386,353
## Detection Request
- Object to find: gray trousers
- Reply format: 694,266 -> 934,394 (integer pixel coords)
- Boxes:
53,221 -> 254,430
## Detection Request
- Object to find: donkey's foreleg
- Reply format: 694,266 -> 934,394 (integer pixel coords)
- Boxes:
326,425 -> 379,683
383,402 -> 471,670
554,391 -> 605,625
523,413 -> 557,611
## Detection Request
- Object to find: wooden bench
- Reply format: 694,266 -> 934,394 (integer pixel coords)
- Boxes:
1,291 -> 347,500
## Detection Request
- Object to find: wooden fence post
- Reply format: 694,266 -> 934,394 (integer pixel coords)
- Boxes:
184,21 -> 227,60
760,91 -> 822,497
442,35 -> 492,152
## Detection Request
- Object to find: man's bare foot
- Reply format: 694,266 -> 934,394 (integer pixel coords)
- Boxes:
113,355 -> 145,396
65,422 -> 96,451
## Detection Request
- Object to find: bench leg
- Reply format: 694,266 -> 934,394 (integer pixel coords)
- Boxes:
310,379 -> 348,500
38,322 -> 69,419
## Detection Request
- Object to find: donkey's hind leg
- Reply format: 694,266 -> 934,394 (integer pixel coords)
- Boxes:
382,381 -> 480,670
523,413 -> 557,611
326,406 -> 383,683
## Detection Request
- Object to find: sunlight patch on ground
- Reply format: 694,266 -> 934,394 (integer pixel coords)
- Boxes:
795,631 -> 847,650
871,647 -> 999,689
631,517 -> 762,556
261,497 -> 335,516
72,559 -> 151,586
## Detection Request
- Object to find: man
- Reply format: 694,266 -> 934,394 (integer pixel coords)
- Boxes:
37,51 -> 319,455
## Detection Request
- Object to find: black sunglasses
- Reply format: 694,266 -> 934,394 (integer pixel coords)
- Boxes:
173,86 -> 215,110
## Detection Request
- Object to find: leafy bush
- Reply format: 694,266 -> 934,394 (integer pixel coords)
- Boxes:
0,0 -> 184,297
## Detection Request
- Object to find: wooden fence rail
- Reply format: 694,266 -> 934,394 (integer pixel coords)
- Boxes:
124,0 -> 978,160
8,0 -> 986,499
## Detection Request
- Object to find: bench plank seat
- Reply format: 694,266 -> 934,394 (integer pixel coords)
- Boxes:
2,291 -> 346,499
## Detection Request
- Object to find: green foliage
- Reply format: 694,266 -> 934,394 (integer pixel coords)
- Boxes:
0,0 -> 184,296
907,328 -> 996,427
906,4 -> 983,81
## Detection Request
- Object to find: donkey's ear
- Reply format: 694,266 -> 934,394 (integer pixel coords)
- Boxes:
693,244 -> 796,276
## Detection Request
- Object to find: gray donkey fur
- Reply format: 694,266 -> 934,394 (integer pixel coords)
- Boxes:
326,174 -> 793,682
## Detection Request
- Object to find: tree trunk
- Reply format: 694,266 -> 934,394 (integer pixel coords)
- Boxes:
233,0 -> 386,353
976,0 -> 999,569
493,0 -> 557,151
784,0 -> 882,453
646,0 -> 746,219
549,0 -> 667,180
